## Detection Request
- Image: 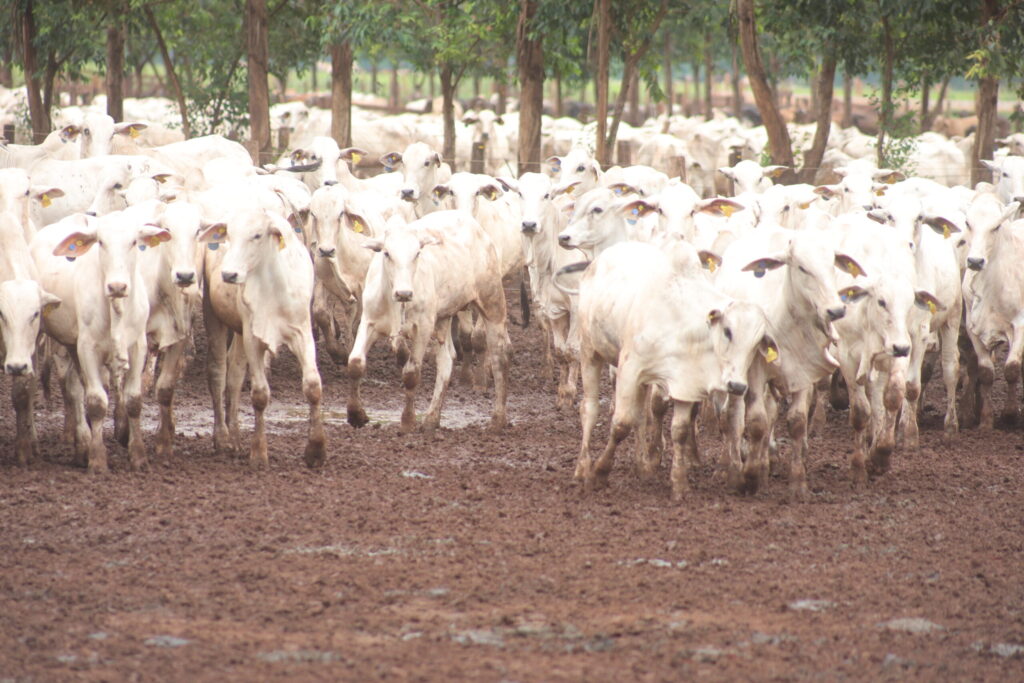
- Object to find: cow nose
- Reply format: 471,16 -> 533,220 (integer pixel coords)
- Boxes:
400,189 -> 415,200
175,271 -> 196,285
892,344 -> 911,358
726,380 -> 748,396
323,180 -> 338,186
5,363 -> 29,376
521,221 -> 538,234
394,290 -> 413,302
221,271 -> 239,284
85,211 -> 97,217
106,282 -> 128,298
481,132 -> 490,142
826,305 -> 846,321
318,246 -> 336,259
557,234 -> 571,247
967,256 -> 985,271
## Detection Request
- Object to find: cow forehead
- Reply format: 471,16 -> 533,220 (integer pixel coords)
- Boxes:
383,229 -> 422,258
0,279 -> 42,308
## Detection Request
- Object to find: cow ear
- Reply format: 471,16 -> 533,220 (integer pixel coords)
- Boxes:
364,239 -> 384,252
873,169 -> 905,184
834,253 -> 866,277
545,156 -> 562,175
59,124 -> 81,142
866,209 -> 889,225
697,250 -> 722,273
31,186 -> 64,208
476,184 -> 502,201
914,290 -> 944,314
813,185 -> 838,200
923,216 -> 961,239
1000,201 -> 1021,224
289,148 -> 307,164
430,153 -> 441,167
606,182 -> 639,197
343,211 -> 369,234
432,185 -> 452,201
137,224 -> 172,248
741,256 -> 786,278
340,147 -> 368,165
381,152 -> 403,169
553,181 -> 580,197
981,159 -> 1000,172
40,289 -> 62,316
763,165 -> 789,179
717,167 -> 736,181
114,122 -> 148,139
53,231 -> 97,258
760,336 -> 780,364
838,285 -> 869,303
697,198 -> 744,218
462,114 -> 479,125
621,200 -> 659,222
706,309 -> 724,325
494,115 -> 504,126
495,177 -> 519,194
198,222 -> 228,244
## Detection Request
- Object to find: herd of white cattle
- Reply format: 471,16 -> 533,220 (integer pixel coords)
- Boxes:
3,89 -> 1024,504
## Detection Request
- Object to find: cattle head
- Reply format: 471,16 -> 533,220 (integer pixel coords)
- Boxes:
558,188 -> 654,256
156,201 -> 205,292
80,112 -> 148,157
52,210 -> 171,300
707,302 -> 778,396
965,197 -> 1021,272
364,225 -> 443,303
867,194 -> 964,253
384,142 -> 443,204
0,279 -> 60,377
982,156 -> 1024,206
462,109 -> 504,144
281,136 -> 339,188
717,160 -> 787,195
200,209 -> 290,285
548,148 -> 601,195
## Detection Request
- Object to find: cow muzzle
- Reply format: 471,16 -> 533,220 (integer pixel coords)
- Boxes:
221,271 -> 240,284
966,256 -> 985,271
892,344 -> 911,358
400,189 -> 416,202
175,270 -> 196,286
521,221 -> 538,234
557,233 -> 572,248
826,305 -> 846,321
5,362 -> 30,377
106,282 -> 128,298
393,290 -> 413,303
318,246 -> 337,259
726,380 -> 748,396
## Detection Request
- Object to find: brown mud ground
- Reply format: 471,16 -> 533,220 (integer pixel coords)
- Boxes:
1,287 -> 1023,682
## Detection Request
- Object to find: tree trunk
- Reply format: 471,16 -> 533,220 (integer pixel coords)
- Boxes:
736,0 -> 794,178
246,0 -> 271,165
703,31 -> 713,120
20,0 -> 49,143
390,62 -> 400,113
798,53 -> 836,184
555,72 -> 563,117
595,0 -> 611,165
841,72 -> 853,128
628,69 -> 640,126
106,17 -> 126,122
922,75 -> 950,132
875,14 -> 894,168
145,7 -> 190,138
331,41 -> 353,147
440,65 -> 457,166
516,0 -> 544,175
731,42 -> 743,118
663,33 -> 673,119
495,79 -> 508,116
919,75 -> 930,133
971,0 -> 1001,185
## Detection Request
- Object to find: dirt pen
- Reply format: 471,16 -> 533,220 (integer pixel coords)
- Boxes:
1,286 -> 1023,681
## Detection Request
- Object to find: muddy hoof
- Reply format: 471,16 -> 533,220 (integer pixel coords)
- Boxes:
303,439 -> 326,468
867,447 -> 892,476
738,467 -> 761,495
347,406 -> 369,428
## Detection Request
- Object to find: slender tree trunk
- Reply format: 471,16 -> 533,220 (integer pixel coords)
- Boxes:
495,79 -> 508,116
919,75 -> 931,133
517,0 -> 544,175
555,72 -> 563,117
703,31 -> 713,120
42,56 -> 57,126
972,0 -> 1001,185
663,33 -> 673,119
731,42 -> 743,118
842,72 -> 853,128
0,42 -> 12,88
595,0 -> 611,165
876,14 -> 894,168
20,1 -> 49,142
628,69 -> 640,125
799,53 -> 837,184
923,75 -> 949,132
736,0 -> 794,177
145,7 -> 190,137
106,17 -> 126,122
246,0 -> 271,164
440,65 -> 457,166
390,62 -> 400,113
330,41 -> 353,147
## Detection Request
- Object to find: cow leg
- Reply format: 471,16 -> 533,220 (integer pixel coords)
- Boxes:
809,379 -> 829,436
720,393 -> 745,491
346,320 -> 382,428
785,388 -> 813,502
287,328 -> 326,468
124,339 -> 149,471
479,295 -> 510,431
204,302 -> 233,454
552,315 -> 576,411
470,315 -> 490,391
312,283 -> 346,364
591,359 -> 643,491
423,320 -> 456,433
742,386 -> 771,494
1002,326 -> 1024,425
669,400 -> 697,502
576,350 -> 603,483
12,375 -> 34,466
456,310 -> 475,386
900,339 -> 927,452
77,346 -> 109,474
399,332 -> 428,434
639,386 -> 668,479
846,379 -> 871,490
242,332 -> 271,469
154,341 -> 185,459
224,335 -> 248,451
112,363 -> 129,449
58,357 -> 90,466
869,366 -> 905,477
939,320 -> 960,436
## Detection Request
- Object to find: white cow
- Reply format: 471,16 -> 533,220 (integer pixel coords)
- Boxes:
0,124 -> 82,168
381,142 -> 452,217
346,211 -> 510,433
575,241 -> 778,500
200,208 -> 326,469
32,207 -> 171,472
717,159 -> 788,195
982,156 -> 1024,206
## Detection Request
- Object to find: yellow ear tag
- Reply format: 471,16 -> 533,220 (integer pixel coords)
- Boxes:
875,189 -> 885,197
353,219 -> 364,234
720,204 -> 735,218
765,346 -> 779,364
848,263 -> 862,277
927,300 -> 936,314
278,234 -> 286,250
351,152 -> 362,165
799,201 -> 811,210
43,303 -> 58,317
705,257 -> 717,273
148,236 -> 161,248
942,225 -> 951,239
129,126 -> 140,139
75,239 -> 84,247
41,194 -> 51,208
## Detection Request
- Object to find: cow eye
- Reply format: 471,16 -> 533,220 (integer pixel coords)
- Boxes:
878,299 -> 887,309
591,207 -> 603,215
576,165 -> 585,172
423,160 -> 430,167
798,265 -> 809,274
84,128 -> 91,135
24,190 -> 29,196
113,183 -> 123,190
383,251 -> 391,259
31,311 -> 39,321
724,327 -> 733,341
543,193 -> 550,199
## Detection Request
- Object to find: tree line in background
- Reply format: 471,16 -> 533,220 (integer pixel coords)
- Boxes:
2,0 -> 1023,184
